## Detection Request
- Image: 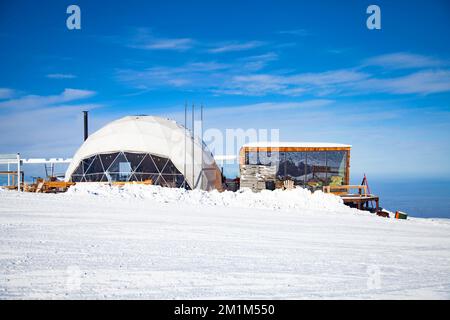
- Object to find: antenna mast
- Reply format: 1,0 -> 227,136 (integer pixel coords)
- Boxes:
184,101 -> 187,189
192,103 -> 195,189
201,103 -> 204,189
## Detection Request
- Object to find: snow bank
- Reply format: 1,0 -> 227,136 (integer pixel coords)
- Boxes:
66,183 -> 356,213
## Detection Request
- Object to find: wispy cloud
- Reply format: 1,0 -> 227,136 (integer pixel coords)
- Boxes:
117,61 -> 367,96
0,88 -> 96,109
354,70 -> 450,95
0,88 -> 102,158
216,69 -> 369,96
123,27 -> 270,54
46,73 -> 77,79
0,88 -> 15,99
206,99 -> 334,116
363,52 -> 446,69
238,52 -> 278,71
117,61 -> 230,89
208,41 -> 266,53
138,38 -> 194,51
117,53 -> 279,94
278,29 -> 310,36
116,51 -> 450,97
128,28 -> 194,51
327,48 -> 350,55
0,103 -> 105,157
215,74 -> 294,96
290,70 -> 369,86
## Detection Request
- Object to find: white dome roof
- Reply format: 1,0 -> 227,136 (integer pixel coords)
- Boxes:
65,115 -> 222,190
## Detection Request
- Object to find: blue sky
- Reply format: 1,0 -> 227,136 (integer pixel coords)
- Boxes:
0,0 -> 449,179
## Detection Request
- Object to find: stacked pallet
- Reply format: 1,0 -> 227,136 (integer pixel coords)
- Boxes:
240,165 -> 276,192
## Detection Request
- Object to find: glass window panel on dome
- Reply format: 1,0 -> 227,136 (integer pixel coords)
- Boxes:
151,154 -> 169,173
160,159 -> 180,174
85,155 -> 104,175
81,155 -> 96,174
70,155 -> 95,179
73,163 -> 84,175
124,152 -> 146,172
104,171 -> 112,182
133,154 -> 158,174
84,173 -> 105,182
119,161 -> 132,181
106,153 -> 128,174
99,153 -> 119,172
71,175 -> 83,182
99,173 -> 109,182
159,158 -> 171,174
160,174 -> 185,188
106,173 -> 120,182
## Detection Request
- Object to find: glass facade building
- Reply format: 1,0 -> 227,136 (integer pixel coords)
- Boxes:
241,145 -> 350,190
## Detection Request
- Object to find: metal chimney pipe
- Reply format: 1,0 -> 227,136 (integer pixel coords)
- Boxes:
83,111 -> 89,141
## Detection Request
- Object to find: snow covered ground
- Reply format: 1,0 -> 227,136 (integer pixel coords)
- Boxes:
1,184 -> 450,299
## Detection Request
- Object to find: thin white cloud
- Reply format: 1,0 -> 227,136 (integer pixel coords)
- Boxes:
0,89 -> 102,158
208,41 -> 265,53
0,88 -> 96,109
0,88 -> 15,99
127,28 -> 195,51
139,38 -> 194,51
290,69 -> 370,86
116,49 -> 450,97
125,27 -> 269,54
327,49 -> 348,54
364,52 -> 446,69
278,29 -> 310,36
223,74 -> 287,96
0,103 -> 105,158
117,61 -> 231,89
238,52 -> 278,71
118,63 -> 369,96
354,70 -> 450,95
219,69 -> 370,96
46,73 -> 77,79
206,99 -> 334,115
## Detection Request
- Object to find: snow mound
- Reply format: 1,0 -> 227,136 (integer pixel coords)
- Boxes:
67,183 -> 357,213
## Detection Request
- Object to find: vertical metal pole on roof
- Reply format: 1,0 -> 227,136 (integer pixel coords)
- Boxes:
192,104 -> 195,189
184,102 -> 187,188
7,162 -> 10,186
200,103 -> 203,189
17,153 -> 20,192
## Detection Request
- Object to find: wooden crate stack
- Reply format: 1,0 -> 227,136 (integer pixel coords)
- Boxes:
240,165 -> 277,192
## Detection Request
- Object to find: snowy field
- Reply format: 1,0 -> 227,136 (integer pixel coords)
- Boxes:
1,184 -> 450,299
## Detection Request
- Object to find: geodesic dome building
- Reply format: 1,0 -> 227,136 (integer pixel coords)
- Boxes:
65,115 -> 222,191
